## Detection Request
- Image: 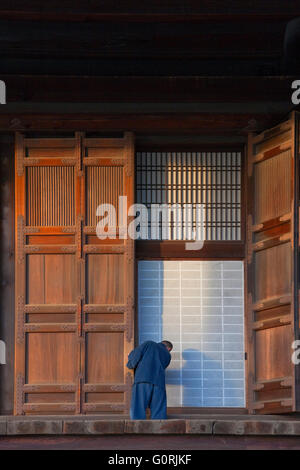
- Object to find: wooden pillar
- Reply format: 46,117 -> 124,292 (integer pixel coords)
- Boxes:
0,134 -> 15,415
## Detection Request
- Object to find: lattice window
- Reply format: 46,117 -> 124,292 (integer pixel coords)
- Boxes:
136,151 -> 242,241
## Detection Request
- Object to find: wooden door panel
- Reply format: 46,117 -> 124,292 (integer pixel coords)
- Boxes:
26,332 -> 77,384
44,255 -> 77,303
87,254 -> 125,304
81,134 -> 134,414
26,255 -> 45,304
27,254 -> 77,304
27,313 -> 75,323
255,325 -> 293,382
85,332 -> 124,384
15,132 -> 135,415
254,150 -> 292,223
15,131 -> 81,414
85,146 -> 124,159
254,243 -> 292,302
26,393 -> 74,403
86,393 -> 123,404
246,113 -> 298,414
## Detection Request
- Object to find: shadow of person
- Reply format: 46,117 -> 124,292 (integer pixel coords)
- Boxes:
165,348 -> 242,408
165,348 -> 205,407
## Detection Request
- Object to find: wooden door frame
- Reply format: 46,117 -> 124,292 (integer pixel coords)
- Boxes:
134,142 -> 247,414
6,115 -> 300,415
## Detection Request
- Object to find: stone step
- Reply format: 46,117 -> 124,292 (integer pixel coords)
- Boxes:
1,416 -> 300,436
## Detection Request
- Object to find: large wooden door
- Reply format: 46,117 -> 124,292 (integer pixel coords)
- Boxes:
246,112 -> 299,414
14,132 -> 134,414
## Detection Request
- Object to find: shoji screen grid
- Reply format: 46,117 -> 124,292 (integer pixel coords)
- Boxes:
136,151 -> 241,241
138,260 -> 245,408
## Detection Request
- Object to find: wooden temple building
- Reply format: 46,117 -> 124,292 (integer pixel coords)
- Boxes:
0,1 -> 300,423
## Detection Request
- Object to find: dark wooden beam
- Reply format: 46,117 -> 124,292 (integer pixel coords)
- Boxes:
0,20 -> 286,59
0,112 -> 285,134
0,1 -> 299,17
2,76 -> 295,103
0,18 -> 288,75
0,12 -> 297,23
0,57 -> 283,76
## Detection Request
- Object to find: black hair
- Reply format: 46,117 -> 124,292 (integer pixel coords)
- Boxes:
162,340 -> 173,351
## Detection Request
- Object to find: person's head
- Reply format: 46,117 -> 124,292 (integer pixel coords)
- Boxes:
162,340 -> 173,352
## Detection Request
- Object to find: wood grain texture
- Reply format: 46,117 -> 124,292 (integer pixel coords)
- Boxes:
85,332 -> 124,384
26,332 -> 77,384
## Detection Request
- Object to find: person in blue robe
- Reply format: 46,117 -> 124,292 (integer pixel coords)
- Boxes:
126,340 -> 173,420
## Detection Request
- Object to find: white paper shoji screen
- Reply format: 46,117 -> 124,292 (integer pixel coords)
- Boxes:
138,260 -> 245,408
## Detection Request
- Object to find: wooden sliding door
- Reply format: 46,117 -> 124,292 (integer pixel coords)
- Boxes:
14,132 -> 134,414
246,112 -> 299,413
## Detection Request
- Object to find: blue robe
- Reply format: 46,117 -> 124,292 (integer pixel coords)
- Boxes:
126,341 -> 171,419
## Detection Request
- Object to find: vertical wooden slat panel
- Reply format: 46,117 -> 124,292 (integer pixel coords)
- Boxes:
86,166 -> 123,227
26,166 -> 75,226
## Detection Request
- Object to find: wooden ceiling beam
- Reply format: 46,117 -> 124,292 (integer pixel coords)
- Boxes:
0,57 -> 285,76
0,20 -> 286,60
2,75 -> 294,103
0,112 -> 285,134
0,11 -> 297,23
0,1 -> 299,18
